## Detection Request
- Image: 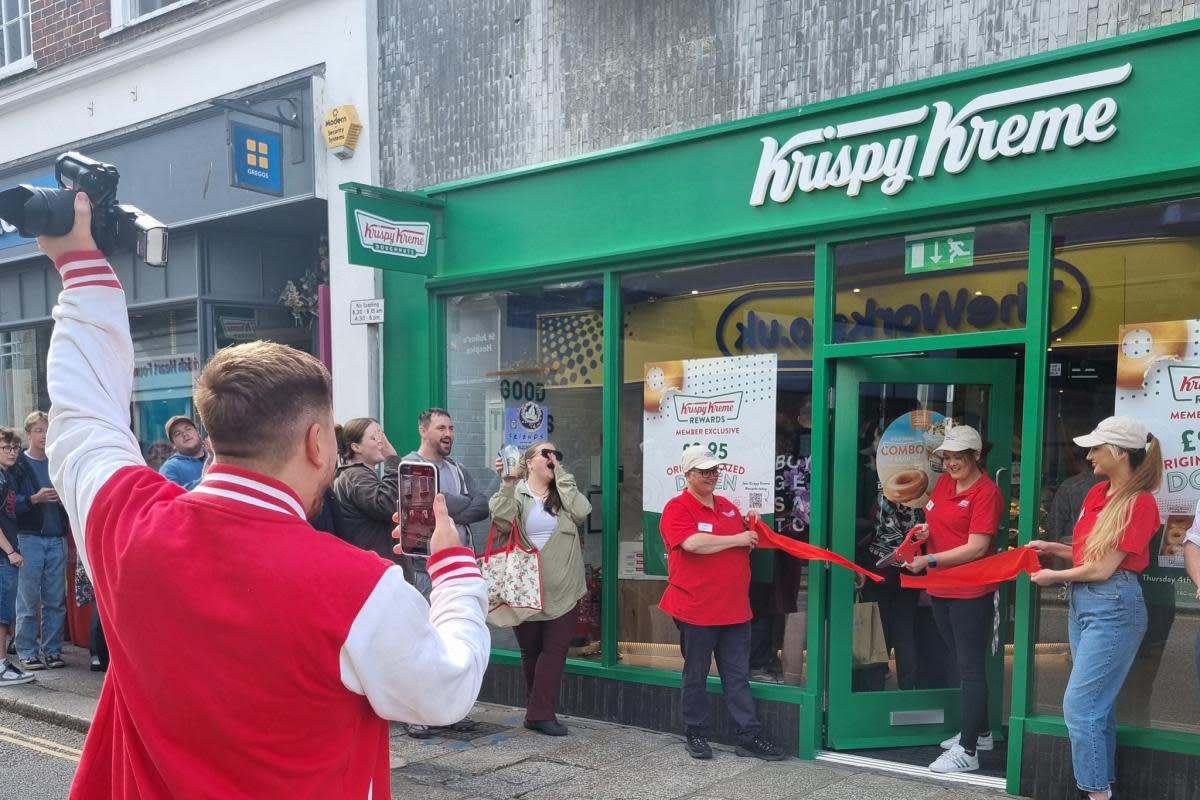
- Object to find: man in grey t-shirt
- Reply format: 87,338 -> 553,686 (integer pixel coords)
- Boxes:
402,407 -> 490,737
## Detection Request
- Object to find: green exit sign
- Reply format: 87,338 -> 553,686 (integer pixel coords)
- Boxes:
905,229 -> 975,273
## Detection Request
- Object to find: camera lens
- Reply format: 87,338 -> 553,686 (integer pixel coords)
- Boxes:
0,185 -> 76,237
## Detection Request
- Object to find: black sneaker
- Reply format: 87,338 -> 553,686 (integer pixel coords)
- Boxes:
736,735 -> 785,761
89,656 -> 106,672
405,724 -> 433,739
685,733 -> 712,760
0,659 -> 34,686
447,717 -> 479,732
20,656 -> 45,671
45,654 -> 66,669
524,719 -> 568,736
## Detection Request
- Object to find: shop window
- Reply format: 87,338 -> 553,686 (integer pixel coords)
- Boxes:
833,220 -> 1030,344
0,325 -> 49,429
445,283 -> 604,657
131,307 -> 199,469
620,252 -> 815,684
211,304 -> 314,354
1034,196 -> 1200,735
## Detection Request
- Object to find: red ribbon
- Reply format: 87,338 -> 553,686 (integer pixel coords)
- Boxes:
899,546 -> 1042,591
750,518 -> 883,583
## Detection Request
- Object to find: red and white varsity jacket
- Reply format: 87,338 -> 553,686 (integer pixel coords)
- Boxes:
45,251 -> 490,799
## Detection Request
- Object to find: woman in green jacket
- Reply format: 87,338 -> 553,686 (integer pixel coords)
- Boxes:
489,440 -> 591,736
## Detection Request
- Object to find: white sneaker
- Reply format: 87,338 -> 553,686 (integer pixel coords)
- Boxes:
0,659 -> 34,686
929,743 -> 979,774
940,731 -> 993,751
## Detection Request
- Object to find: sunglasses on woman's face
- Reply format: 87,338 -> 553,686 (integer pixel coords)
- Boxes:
539,449 -> 564,461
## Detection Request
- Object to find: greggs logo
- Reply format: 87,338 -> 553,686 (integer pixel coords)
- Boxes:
674,392 -> 743,422
750,63 -> 1132,205
354,210 -> 430,258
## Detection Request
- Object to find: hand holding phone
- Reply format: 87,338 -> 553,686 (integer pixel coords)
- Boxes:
392,494 -> 461,558
397,460 -> 439,557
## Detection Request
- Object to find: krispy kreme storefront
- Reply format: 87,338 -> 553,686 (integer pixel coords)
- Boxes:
345,21 -> 1200,797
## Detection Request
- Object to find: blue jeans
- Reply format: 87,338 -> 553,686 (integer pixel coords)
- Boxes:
0,558 -> 18,627
1064,571 -> 1147,793
14,535 -> 66,660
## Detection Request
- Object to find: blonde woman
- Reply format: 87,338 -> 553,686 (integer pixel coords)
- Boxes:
1030,416 -> 1163,800
489,441 -> 590,736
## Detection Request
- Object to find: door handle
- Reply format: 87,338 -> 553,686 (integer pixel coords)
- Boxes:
993,467 -> 1008,485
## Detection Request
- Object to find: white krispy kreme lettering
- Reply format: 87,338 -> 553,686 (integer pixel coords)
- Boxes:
750,63 -> 1131,206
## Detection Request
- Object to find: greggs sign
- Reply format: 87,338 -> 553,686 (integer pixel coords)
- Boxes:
751,64 -> 1131,205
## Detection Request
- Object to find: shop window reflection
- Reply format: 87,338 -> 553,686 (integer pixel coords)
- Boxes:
1034,196 -> 1200,735
0,326 -> 50,430
445,283 -> 604,658
621,252 -> 814,685
131,308 -> 199,469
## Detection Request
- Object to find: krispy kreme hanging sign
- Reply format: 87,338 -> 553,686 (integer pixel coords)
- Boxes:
750,63 -> 1131,205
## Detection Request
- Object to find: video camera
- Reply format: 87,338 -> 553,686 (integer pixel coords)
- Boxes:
0,152 -> 168,267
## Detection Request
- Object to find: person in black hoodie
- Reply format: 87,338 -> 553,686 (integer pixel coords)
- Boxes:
332,418 -> 402,565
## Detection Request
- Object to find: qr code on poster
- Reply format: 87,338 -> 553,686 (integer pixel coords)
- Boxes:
748,492 -> 764,509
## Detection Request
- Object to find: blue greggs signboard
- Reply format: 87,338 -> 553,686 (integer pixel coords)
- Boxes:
230,122 -> 282,196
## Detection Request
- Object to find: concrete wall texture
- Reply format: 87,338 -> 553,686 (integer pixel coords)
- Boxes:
377,0 -> 1197,190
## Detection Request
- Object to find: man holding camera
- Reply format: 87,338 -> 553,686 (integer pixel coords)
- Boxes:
40,193 -> 490,799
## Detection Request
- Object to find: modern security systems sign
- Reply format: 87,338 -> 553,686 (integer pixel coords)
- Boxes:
231,122 -> 283,196
750,63 -> 1131,206
353,209 -> 430,259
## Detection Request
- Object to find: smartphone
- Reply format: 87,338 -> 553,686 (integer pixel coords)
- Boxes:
398,460 -> 439,557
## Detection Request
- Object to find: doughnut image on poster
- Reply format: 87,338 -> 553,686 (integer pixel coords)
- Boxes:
644,361 -> 685,413
876,411 -> 947,509
1116,320 -> 1191,390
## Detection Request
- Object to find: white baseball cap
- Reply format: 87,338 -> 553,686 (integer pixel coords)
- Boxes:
681,444 -> 722,472
1073,416 -> 1149,450
934,424 -> 983,453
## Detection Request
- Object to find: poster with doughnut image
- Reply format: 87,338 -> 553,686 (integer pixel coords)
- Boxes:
876,410 -> 948,509
1113,318 -> 1200,571
640,354 -> 777,576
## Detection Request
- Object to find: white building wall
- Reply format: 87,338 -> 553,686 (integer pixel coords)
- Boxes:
0,0 -> 380,420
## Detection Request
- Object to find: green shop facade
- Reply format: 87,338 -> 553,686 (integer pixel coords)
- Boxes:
346,21 -> 1200,797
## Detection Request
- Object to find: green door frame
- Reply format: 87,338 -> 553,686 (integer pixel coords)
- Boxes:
825,357 -> 1016,749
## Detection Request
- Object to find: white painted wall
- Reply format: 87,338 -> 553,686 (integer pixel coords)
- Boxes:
0,0 -> 381,420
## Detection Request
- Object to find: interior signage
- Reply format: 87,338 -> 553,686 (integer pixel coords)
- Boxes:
905,229 -> 976,273
750,63 -> 1131,206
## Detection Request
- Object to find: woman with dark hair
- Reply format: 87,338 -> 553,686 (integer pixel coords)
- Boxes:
489,441 -> 590,736
1031,417 -> 1163,800
902,424 -> 1004,775
332,418 -> 401,563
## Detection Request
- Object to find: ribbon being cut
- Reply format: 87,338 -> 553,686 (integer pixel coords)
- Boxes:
899,546 -> 1042,591
749,516 -> 883,583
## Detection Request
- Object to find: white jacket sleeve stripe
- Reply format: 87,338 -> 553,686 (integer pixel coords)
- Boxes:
339,565 -> 489,725
45,250 -> 145,573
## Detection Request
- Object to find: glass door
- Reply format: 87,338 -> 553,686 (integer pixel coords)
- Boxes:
826,357 -> 1015,754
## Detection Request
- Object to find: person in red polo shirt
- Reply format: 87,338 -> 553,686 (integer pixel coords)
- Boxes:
659,444 -> 785,763
902,424 -> 1003,775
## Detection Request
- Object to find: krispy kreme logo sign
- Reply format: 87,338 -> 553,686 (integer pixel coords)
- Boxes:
673,392 -> 743,422
1169,366 -> 1200,402
750,63 -> 1132,205
353,210 -> 430,258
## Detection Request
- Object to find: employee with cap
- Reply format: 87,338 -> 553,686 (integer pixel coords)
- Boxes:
1029,416 -> 1162,800
901,423 -> 1004,775
658,444 -> 785,763
159,416 -> 207,490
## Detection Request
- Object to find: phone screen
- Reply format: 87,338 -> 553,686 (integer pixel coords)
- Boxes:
398,461 -> 439,557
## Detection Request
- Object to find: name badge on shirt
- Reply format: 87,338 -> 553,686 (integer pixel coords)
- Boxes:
925,500 -> 935,511
697,522 -> 713,532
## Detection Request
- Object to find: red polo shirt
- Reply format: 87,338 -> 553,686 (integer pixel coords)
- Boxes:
1072,482 -> 1160,573
658,489 -> 752,626
925,472 -> 1004,599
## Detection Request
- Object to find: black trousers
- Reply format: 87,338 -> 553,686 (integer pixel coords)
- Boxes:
675,619 -> 761,740
931,593 -> 994,752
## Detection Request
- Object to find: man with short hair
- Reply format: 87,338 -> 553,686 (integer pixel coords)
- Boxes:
42,193 -> 489,798
11,410 -> 70,671
159,416 -> 206,490
402,407 -> 490,737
